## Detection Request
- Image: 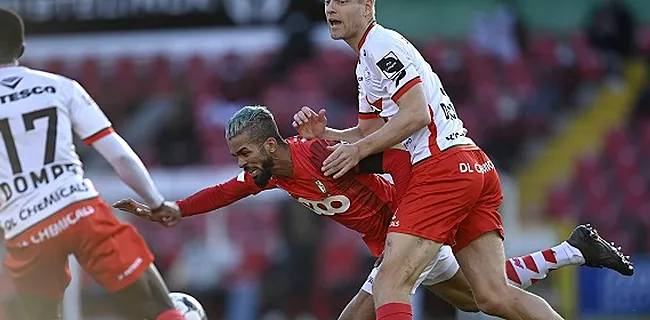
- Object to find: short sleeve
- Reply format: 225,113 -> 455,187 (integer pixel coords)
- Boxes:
366,38 -> 422,103
67,80 -> 112,144
358,88 -> 380,120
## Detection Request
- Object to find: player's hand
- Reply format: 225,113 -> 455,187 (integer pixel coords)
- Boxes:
322,142 -> 361,179
292,106 -> 327,139
151,201 -> 182,227
113,199 -> 181,227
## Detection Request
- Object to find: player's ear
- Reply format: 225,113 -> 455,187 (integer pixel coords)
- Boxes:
17,44 -> 24,59
364,0 -> 375,16
264,137 -> 278,154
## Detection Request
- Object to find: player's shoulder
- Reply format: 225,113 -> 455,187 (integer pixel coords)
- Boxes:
15,67 -> 73,85
11,67 -> 82,95
286,136 -> 336,167
363,25 -> 409,55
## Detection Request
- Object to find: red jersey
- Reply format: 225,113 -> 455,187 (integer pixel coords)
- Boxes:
177,137 -> 411,257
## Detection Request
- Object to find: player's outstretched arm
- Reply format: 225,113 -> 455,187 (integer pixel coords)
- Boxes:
114,171 -> 271,226
292,106 -> 384,142
92,132 -> 166,208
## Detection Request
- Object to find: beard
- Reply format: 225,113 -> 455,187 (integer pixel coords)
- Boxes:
252,157 -> 274,188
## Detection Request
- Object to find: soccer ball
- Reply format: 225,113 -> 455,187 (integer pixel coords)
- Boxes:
169,292 -> 207,320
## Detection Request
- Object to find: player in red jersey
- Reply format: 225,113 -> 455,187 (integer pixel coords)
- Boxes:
116,106 -> 633,319
0,9 -> 185,320
291,1 -> 635,319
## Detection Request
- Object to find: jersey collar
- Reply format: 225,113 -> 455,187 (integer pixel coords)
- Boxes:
358,22 -> 377,52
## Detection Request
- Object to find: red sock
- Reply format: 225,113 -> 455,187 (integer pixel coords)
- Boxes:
156,309 -> 185,320
376,302 -> 412,320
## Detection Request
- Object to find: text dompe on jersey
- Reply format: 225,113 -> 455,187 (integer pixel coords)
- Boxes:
0,163 -> 81,204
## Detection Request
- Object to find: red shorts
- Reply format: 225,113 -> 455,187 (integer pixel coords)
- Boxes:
390,146 -> 504,253
3,197 -> 154,300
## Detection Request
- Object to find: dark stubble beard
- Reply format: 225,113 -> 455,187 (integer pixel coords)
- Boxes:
253,157 -> 274,188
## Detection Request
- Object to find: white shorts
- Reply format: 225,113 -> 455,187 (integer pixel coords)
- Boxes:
361,245 -> 459,295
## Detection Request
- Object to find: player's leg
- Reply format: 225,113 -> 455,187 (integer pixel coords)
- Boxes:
505,224 -> 633,288
453,152 -> 561,319
338,290 -> 376,320
417,246 -> 478,313
72,198 -> 182,320
340,253 -> 439,320
455,231 -> 563,319
371,154 -> 484,320
372,232 -> 443,319
3,211 -> 75,320
113,264 -> 178,320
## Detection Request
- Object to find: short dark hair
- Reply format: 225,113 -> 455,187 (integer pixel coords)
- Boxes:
226,106 -> 284,144
0,8 -> 25,62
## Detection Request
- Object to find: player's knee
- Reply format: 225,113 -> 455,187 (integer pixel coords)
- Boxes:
472,286 -> 514,316
338,291 -> 375,320
373,260 -> 420,293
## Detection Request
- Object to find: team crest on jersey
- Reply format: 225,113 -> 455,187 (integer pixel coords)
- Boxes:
314,180 -> 328,195
0,76 -> 23,89
376,51 -> 405,80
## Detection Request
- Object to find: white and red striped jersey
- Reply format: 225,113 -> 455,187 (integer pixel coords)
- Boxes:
0,66 -> 110,239
356,23 -> 475,164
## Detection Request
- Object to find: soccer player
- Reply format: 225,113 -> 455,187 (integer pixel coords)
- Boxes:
116,106 -> 633,320
292,1 -> 634,319
0,9 -> 185,320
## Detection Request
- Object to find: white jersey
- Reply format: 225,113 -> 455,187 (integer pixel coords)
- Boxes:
356,24 -> 475,164
0,66 -> 110,240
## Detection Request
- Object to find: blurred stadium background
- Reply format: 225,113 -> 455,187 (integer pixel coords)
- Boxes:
1,0 -> 650,319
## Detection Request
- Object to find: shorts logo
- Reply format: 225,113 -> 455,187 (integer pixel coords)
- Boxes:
376,51 -> 405,80
458,160 -> 495,174
118,257 -> 143,281
23,205 -> 95,246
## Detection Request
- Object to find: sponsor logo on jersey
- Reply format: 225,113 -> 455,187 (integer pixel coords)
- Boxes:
314,179 -> 328,195
0,76 -> 23,90
17,180 -> 91,222
389,212 -> 400,228
0,163 -> 82,206
0,86 -> 56,105
298,195 -> 351,216
376,51 -> 406,81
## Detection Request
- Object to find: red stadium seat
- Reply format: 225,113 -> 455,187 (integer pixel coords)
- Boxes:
569,33 -> 604,80
80,57 -> 103,102
149,54 -> 173,95
636,26 -> 650,55
506,57 -> 535,100
546,182 -> 574,218
612,146 -> 640,183
603,127 -> 631,159
44,59 -> 66,76
621,175 -> 647,213
113,56 -> 139,102
530,34 -> 559,69
575,153 -> 601,184
583,176 -> 612,213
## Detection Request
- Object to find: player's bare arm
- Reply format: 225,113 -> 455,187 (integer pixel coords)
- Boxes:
322,83 -> 429,178
293,106 -> 384,142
